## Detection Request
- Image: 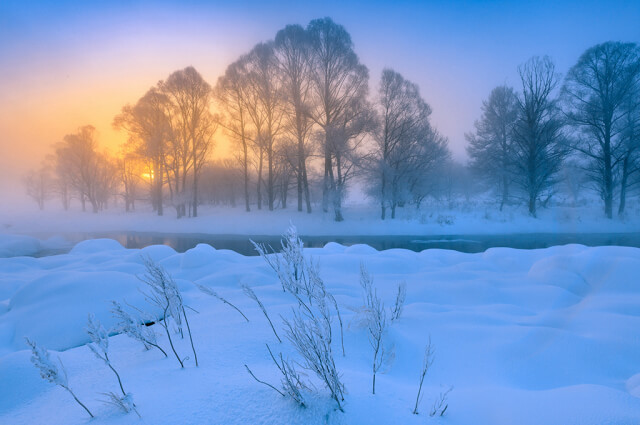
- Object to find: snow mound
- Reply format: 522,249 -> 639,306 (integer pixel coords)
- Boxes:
69,238 -> 125,255
0,234 -> 41,258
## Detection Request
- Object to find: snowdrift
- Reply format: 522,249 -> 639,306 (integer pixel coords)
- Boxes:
1,238 -> 640,424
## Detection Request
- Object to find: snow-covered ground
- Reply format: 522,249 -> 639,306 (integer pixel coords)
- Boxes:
2,200 -> 639,238
2,236 -> 640,424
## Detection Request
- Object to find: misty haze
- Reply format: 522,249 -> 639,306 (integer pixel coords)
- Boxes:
1,1 -> 640,424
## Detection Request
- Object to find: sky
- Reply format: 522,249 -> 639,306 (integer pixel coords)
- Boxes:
1,0 -> 639,201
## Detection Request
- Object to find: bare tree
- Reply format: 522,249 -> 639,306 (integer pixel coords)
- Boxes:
307,17 -> 371,221
244,43 -> 285,211
618,91 -> 640,214
562,41 -> 640,218
54,126 -> 118,213
24,161 -> 52,210
369,68 -> 449,219
466,85 -> 519,210
512,56 -> 568,217
215,57 -> 254,212
114,86 -> 174,216
161,66 -> 217,218
275,24 -> 315,213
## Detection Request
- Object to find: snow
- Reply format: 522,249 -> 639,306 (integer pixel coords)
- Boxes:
1,201 -> 639,239
1,237 -> 640,424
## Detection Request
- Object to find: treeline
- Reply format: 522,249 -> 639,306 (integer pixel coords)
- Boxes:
467,44 -> 640,218
24,18 -> 640,220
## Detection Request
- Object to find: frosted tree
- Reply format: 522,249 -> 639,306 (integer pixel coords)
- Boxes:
307,17 -> 372,221
86,314 -> 140,417
466,85 -> 519,210
243,42 -> 286,211
113,86 -> 174,216
562,41 -> 640,218
161,66 -> 217,218
25,338 -> 94,418
24,161 -> 53,210
215,57 -> 254,212
275,24 -> 315,213
369,68 -> 449,219
512,56 -> 568,217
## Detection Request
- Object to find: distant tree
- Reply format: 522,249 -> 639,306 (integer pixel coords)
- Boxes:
114,87 -> 174,216
370,69 -> 449,219
512,56 -> 568,217
617,91 -> 640,214
215,58 -> 254,212
24,161 -> 52,210
54,125 -> 117,213
562,41 -> 640,218
275,24 -> 315,213
116,144 -> 145,212
161,66 -> 217,218
466,85 -> 518,210
244,43 -> 285,211
307,17 -> 371,221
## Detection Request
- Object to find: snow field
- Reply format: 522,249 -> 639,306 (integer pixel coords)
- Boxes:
1,239 -> 640,424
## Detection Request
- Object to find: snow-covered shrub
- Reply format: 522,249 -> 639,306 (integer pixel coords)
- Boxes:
139,256 -> 196,368
253,225 -> 346,411
265,344 -> 307,407
86,314 -> 139,416
102,392 -> 140,417
390,281 -> 406,322
283,308 -> 345,411
413,337 -> 434,414
25,338 -> 94,418
110,300 -> 167,357
253,225 -> 345,355
360,264 -> 388,395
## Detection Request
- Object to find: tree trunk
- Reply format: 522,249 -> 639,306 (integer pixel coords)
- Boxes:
323,145 -> 331,213
619,155 -> 629,216
257,148 -> 263,210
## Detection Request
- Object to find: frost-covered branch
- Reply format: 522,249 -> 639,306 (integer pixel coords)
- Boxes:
25,338 -> 94,418
413,337 -> 434,415
360,264 -> 387,395
244,364 -> 286,397
111,300 -> 168,357
242,284 -> 281,342
139,256 -> 195,367
266,343 -> 307,407
430,385 -> 453,417
390,281 -> 406,322
196,282 -> 249,322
